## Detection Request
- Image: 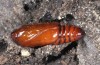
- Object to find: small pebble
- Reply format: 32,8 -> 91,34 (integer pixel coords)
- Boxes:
21,49 -> 31,57
0,55 -> 8,65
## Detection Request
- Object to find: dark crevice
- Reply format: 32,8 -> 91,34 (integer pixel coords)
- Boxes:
23,0 -> 43,11
39,12 -> 53,22
74,54 -> 79,65
0,39 -> 8,53
17,52 -> 21,56
65,14 -> 74,21
31,52 -> 36,57
39,14 -> 74,24
23,4 -> 30,11
43,41 -> 78,64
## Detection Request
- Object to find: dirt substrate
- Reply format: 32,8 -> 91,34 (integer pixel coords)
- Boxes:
0,0 -> 100,65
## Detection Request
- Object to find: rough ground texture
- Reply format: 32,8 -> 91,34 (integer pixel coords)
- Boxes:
0,0 -> 100,65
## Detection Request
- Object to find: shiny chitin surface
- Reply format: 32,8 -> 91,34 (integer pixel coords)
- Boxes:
11,22 -> 85,47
